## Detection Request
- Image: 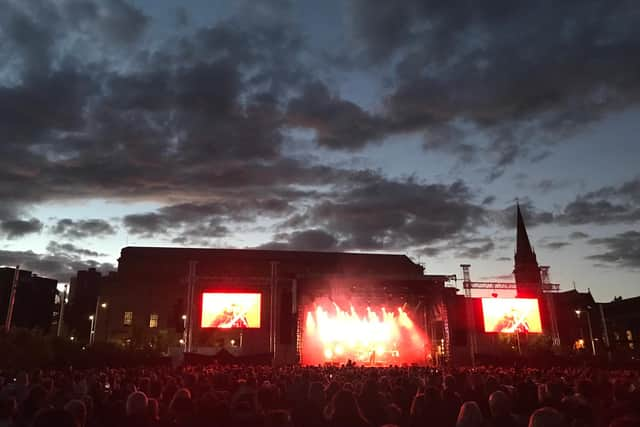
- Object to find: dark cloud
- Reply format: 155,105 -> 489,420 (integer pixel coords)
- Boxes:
543,241 -> 571,250
0,68 -> 97,145
455,238 -> 495,259
258,229 -> 339,251
559,199 -> 640,225
345,0 -> 640,168
417,236 -> 498,260
92,0 -> 149,45
0,0 -> 307,216
123,198 -> 293,239
535,179 -> 571,193
286,81 -> 386,150
46,241 -> 104,258
570,231 -> 590,240
492,201 -> 554,229
587,231 -> 640,269
175,7 -> 189,27
482,196 -> 496,206
579,177 -> 640,203
0,218 -> 43,239
280,177 -> 486,251
52,219 -> 116,239
1,0 -> 637,280
422,123 -> 478,163
5,0 -> 633,235
0,1 -> 147,79
558,178 -> 640,225
417,246 -> 444,258
0,249 -> 114,282
122,213 -> 167,236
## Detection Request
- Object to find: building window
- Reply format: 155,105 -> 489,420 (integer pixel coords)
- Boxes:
124,311 -> 133,326
149,314 -> 159,328
627,330 -> 634,349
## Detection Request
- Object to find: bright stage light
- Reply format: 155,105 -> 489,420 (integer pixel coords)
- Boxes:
302,302 -> 427,365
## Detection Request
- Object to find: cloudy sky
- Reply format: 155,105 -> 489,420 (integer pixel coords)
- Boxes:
1,0 -> 639,301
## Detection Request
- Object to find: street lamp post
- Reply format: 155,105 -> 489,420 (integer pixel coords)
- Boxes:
4,265 -> 20,332
89,315 -> 95,344
90,298 -> 108,345
575,309 -> 583,333
57,283 -> 68,337
575,308 -> 596,356
586,306 -> 596,356
181,314 -> 187,350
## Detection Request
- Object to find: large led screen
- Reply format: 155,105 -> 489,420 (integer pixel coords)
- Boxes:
481,298 -> 542,333
201,292 -> 261,328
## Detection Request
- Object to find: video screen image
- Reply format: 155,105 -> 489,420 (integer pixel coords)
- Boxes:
302,300 -> 428,365
481,298 -> 542,333
201,292 -> 261,328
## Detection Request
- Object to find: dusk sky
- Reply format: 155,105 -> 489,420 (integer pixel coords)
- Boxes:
1,0 -> 639,301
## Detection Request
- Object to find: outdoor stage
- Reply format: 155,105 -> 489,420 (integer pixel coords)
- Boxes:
110,247 -> 455,366
188,274 -> 452,366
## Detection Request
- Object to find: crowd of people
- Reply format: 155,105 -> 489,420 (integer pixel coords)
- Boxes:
1,363 -> 639,427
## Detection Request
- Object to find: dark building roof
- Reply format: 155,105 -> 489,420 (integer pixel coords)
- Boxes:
0,267 -> 57,332
119,246 -> 425,278
553,289 -> 596,307
603,295 -> 640,313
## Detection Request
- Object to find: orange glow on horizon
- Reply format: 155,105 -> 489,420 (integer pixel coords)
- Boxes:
201,292 -> 261,328
482,298 -> 542,333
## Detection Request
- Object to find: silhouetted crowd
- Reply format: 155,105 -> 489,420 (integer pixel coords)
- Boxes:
1,364 -> 639,427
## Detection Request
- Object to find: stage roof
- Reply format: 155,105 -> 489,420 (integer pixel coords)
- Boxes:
119,246 -> 426,278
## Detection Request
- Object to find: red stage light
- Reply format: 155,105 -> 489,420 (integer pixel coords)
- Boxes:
302,302 -> 427,365
481,298 -> 542,333
201,292 -> 261,328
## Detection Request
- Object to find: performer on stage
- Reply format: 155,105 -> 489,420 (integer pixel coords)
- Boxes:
210,303 -> 249,328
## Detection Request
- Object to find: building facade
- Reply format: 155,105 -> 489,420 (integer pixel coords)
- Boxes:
99,247 -> 454,364
0,267 -> 58,332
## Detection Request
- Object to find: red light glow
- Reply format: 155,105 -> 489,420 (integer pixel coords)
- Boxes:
481,298 -> 542,333
302,302 -> 428,365
201,292 -> 261,328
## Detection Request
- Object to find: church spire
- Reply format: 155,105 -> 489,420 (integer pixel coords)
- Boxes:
516,202 -> 535,261
514,202 -> 541,297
